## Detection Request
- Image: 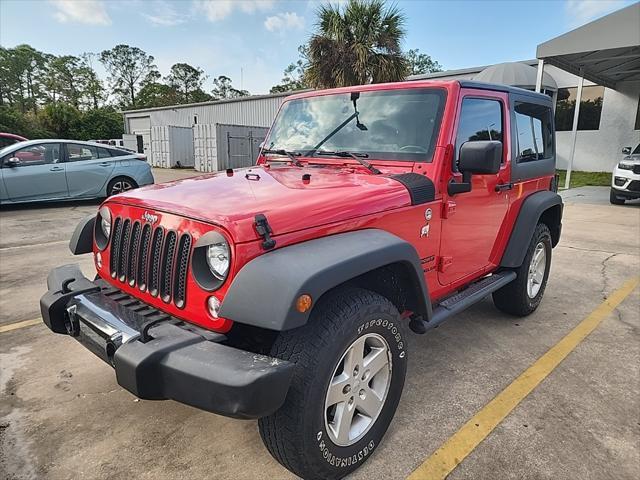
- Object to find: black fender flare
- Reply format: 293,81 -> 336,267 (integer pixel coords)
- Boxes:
218,229 -> 431,331
500,190 -> 563,268
69,214 -> 95,255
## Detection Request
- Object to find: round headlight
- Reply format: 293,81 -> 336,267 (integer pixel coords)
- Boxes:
101,212 -> 111,238
95,206 -> 112,250
206,241 -> 230,280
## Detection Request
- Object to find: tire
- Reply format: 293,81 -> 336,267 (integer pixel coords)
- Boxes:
493,223 -> 552,316
258,287 -> 407,480
610,188 -> 625,205
107,176 -> 137,197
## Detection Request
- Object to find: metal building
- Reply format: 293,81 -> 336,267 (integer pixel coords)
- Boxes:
121,92 -> 290,170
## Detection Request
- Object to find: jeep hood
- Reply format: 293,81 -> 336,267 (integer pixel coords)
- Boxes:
108,165 -> 412,242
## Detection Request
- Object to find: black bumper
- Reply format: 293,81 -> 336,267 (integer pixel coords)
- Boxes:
40,264 -> 294,419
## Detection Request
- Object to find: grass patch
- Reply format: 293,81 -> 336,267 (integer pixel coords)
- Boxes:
556,170 -> 611,189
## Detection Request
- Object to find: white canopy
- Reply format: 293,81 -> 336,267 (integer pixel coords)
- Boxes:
474,62 -> 557,91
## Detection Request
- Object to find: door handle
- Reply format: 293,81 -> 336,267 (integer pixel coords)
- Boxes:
50,166 -> 64,171
495,182 -> 513,192
99,162 -> 110,167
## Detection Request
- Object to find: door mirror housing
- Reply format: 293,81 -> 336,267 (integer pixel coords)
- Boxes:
449,141 -> 502,195
459,140 -> 502,175
5,157 -> 21,167
622,146 -> 632,155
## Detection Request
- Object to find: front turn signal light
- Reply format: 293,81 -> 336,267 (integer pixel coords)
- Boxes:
296,294 -> 312,313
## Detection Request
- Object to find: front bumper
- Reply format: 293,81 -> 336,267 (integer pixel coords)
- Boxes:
40,264 -> 294,419
612,166 -> 640,198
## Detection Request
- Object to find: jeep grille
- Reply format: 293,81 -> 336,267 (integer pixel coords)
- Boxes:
109,217 -> 191,308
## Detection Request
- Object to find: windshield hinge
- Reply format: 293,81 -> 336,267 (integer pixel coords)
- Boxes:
254,214 -> 276,250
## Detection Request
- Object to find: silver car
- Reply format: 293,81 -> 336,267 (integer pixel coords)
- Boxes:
0,140 -> 154,204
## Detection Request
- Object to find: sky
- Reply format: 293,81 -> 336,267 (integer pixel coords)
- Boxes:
0,0 -> 636,95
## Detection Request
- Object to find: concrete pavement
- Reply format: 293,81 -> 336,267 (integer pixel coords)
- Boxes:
1,174 -> 638,480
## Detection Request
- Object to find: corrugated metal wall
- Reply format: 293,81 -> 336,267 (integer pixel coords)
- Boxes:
125,95 -> 285,130
193,124 -> 269,172
150,126 -> 195,168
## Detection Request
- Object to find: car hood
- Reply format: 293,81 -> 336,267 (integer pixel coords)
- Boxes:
107,165 -> 412,242
622,154 -> 640,162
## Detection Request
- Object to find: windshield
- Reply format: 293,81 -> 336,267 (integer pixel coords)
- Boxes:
633,144 -> 640,155
265,88 -> 446,162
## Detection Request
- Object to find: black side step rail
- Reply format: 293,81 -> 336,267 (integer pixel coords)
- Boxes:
410,271 -> 517,334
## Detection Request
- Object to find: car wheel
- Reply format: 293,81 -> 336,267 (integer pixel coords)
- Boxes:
258,287 -> 407,480
107,177 -> 137,197
493,223 -> 552,316
609,188 -> 625,205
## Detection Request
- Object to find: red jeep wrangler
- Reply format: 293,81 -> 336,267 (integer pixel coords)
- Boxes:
41,80 -> 562,480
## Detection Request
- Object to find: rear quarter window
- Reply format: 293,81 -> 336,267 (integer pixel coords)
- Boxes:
514,102 -> 554,162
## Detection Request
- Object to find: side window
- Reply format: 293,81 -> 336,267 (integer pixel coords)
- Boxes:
109,149 -> 130,157
66,144 -> 100,162
98,148 -> 113,159
514,102 -> 554,162
4,143 -> 60,167
454,98 -> 503,170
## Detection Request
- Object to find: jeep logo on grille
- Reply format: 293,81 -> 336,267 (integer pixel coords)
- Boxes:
142,211 -> 159,224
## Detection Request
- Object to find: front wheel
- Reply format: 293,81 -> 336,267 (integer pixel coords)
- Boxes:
493,223 -> 552,316
610,188 -> 625,205
259,287 -> 407,480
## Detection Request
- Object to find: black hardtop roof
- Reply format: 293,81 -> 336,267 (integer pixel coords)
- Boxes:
458,80 -> 553,104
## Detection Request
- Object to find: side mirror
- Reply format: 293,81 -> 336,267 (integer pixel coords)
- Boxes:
5,157 -> 20,167
449,141 -> 502,195
622,147 -> 632,155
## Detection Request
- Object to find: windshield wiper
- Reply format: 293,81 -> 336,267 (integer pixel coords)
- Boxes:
262,148 -> 303,167
314,150 -> 381,174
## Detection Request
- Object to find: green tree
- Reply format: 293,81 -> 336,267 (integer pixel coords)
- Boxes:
405,49 -> 442,75
270,45 -> 309,93
38,102 -> 82,137
136,69 -> 179,108
211,75 -> 249,100
305,0 -> 408,88
99,45 -> 156,107
78,53 -> 105,109
166,63 -> 210,103
75,107 -> 124,140
0,45 -> 48,113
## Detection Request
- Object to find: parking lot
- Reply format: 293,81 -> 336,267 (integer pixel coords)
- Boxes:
1,169 -> 638,480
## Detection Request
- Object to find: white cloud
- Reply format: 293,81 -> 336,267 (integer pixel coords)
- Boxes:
143,1 -> 187,26
565,0 -> 627,27
50,0 -> 111,25
264,12 -> 305,32
194,0 -> 274,22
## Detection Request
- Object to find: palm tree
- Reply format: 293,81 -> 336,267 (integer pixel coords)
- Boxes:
305,0 -> 408,88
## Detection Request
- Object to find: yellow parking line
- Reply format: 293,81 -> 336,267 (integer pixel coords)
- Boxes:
0,318 -> 42,334
408,275 -> 640,480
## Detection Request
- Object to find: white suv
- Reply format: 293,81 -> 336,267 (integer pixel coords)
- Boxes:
611,144 -> 640,205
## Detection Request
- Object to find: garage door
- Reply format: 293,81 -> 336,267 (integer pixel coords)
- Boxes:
128,116 -> 151,133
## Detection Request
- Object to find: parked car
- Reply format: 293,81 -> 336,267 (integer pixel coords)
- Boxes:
610,144 -> 640,204
0,139 -> 153,204
41,80 -> 562,480
0,132 -> 28,149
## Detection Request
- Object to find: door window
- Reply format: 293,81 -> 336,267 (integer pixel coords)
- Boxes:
3,143 -> 60,167
66,144 -> 100,162
98,147 -> 114,159
514,102 -> 554,162
454,98 -> 503,170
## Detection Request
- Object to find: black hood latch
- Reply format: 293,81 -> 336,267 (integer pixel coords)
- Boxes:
254,214 -> 276,250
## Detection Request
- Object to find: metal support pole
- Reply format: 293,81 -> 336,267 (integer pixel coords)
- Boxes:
565,69 -> 584,190
535,59 -> 545,93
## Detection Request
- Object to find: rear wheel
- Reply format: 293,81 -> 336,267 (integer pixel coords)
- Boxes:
107,176 -> 137,197
258,287 -> 407,480
610,188 -> 625,205
493,223 -> 552,316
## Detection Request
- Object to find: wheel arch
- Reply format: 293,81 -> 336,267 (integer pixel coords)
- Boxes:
500,190 -> 563,268
218,229 -> 432,331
